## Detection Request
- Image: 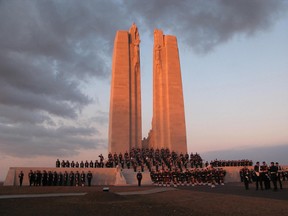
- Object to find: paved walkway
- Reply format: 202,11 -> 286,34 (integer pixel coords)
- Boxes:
0,193 -> 87,199
116,187 -> 177,195
0,188 -> 176,199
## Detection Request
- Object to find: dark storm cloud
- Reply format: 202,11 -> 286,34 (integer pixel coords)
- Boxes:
125,0 -> 287,52
0,0 -> 287,157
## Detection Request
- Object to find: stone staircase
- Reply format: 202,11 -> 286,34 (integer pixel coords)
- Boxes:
121,169 -> 153,185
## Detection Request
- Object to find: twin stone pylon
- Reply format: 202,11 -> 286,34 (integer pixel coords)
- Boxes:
108,24 -> 187,154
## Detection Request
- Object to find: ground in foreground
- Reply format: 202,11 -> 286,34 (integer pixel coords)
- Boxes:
0,182 -> 287,216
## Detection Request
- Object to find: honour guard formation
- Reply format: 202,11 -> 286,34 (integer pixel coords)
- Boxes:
17,147 -> 286,190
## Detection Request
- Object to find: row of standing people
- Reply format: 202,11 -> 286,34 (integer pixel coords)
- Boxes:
150,167 -> 226,188
18,170 -> 93,186
241,161 -> 284,190
56,157 -> 105,169
209,159 -> 253,167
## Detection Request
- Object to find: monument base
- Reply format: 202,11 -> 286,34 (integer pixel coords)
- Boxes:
6,166 -> 285,186
4,167 -> 126,186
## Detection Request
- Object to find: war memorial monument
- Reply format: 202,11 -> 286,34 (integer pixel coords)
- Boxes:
4,24 -> 251,186
109,23 -> 187,154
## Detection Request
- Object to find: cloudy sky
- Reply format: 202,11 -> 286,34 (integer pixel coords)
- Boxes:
1,0 -> 288,180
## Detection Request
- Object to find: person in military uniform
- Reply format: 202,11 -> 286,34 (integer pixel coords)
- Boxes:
132,160 -> 137,172
80,171 -> 86,186
69,171 -> 74,186
56,159 -> 60,168
276,162 -> 283,189
37,170 -> 42,186
63,171 -> 68,186
254,162 -> 263,190
53,171 -> 58,186
48,171 -> 53,186
185,169 -> 191,186
61,160 -> 66,168
33,171 -> 37,186
87,171 -> 93,186
155,160 -> 159,172
239,168 -> 244,182
126,158 -> 131,169
18,171 -> 24,186
58,172 -> 63,186
269,162 -> 278,191
171,169 -> 178,187
180,170 -> 186,186
150,170 -> 156,185
42,170 -> 48,186
89,160 -> 94,168
261,161 -> 270,190
136,170 -> 143,186
28,170 -> 34,186
71,161 -> 75,168
242,166 -> 250,190
99,154 -> 104,167
80,161 -> 84,168
66,160 -> 70,168
140,161 -> 145,172
219,168 -> 226,185
85,160 -> 89,168
75,171 -> 80,186
163,169 -> 170,187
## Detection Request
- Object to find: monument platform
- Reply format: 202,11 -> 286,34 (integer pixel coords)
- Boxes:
4,166 -> 287,186
4,167 -> 127,186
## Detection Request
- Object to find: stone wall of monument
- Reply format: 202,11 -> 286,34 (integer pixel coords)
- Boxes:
150,29 -> 187,153
108,24 -> 142,154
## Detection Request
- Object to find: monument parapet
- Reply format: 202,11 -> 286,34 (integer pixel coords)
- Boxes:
4,167 -> 126,186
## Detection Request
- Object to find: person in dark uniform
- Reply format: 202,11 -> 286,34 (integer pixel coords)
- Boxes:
37,170 -> 42,186
61,160 -> 66,168
18,171 -> 24,186
48,171 -> 53,186
254,162 -> 263,190
42,170 -> 48,186
56,159 -> 60,168
276,162 -> 283,189
242,166 -> 250,190
71,161 -> 75,168
80,161 -> 84,168
33,171 -> 37,186
85,160 -> 89,168
261,161 -> 270,190
66,160 -> 70,168
53,171 -> 58,186
80,171 -> 86,186
90,160 -> 94,168
69,171 -> 74,186
126,159 -> 131,169
87,171 -> 93,186
269,162 -> 278,191
58,172 -> 63,186
75,171 -> 80,186
63,171 -> 68,186
141,161 -> 144,172
28,170 -> 34,186
136,171 -> 143,186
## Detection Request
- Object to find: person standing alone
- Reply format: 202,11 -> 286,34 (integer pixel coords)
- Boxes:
137,171 -> 143,186
18,171 -> 24,186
